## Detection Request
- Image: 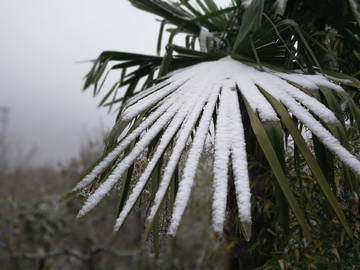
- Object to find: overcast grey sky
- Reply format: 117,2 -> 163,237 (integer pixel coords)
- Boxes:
0,0 -> 230,167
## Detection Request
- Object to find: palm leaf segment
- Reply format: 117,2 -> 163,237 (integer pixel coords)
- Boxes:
68,0 -> 360,241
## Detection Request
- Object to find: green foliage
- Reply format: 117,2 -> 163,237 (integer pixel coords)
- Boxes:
252,135 -> 360,269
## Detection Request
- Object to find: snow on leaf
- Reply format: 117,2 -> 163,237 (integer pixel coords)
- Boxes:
113,71 -> 210,231
74,56 -> 360,237
220,57 -> 280,122
254,71 -> 340,123
167,73 -> 223,236
72,87 -> 186,192
278,94 -> 360,176
228,89 -> 251,225
212,80 -> 232,233
77,90 -> 192,217
147,72 -> 224,225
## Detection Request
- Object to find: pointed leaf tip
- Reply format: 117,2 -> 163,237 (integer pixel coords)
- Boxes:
241,221 -> 252,241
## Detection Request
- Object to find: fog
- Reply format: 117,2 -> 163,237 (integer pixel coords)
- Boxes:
0,0 -> 230,167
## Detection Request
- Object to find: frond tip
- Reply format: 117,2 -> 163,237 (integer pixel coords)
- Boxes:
73,56 -> 360,240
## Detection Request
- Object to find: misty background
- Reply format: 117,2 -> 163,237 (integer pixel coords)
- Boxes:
0,0 -> 229,168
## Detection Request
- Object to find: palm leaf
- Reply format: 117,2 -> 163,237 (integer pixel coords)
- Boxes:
70,0 -> 360,247
72,55 -> 360,240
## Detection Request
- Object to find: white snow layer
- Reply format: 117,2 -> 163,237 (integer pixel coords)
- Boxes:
212,79 -> 252,234
228,89 -> 252,224
72,87 -> 186,192
77,88 -> 194,217
167,72 -> 223,236
113,69 -> 211,230
147,73 -> 223,225
279,94 -> 360,176
323,74 -> 353,85
74,56 -> 360,236
264,67 -> 345,92
212,81 -> 232,233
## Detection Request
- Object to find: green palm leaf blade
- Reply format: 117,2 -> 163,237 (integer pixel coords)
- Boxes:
259,88 -> 355,240
243,95 -> 312,241
117,139 -> 138,216
326,123 -> 358,194
322,69 -> 360,88
189,6 -> 236,26
343,95 -> 360,133
83,58 -> 100,91
70,84 -> 187,204
234,0 -> 264,50
113,142 -> 169,234
61,136 -> 125,203
114,70 -> 223,235
117,164 -> 135,214
313,135 -> 336,191
98,80 -> 120,108
318,87 -> 346,127
129,0 -> 200,35
314,86 -> 359,194
143,109 -> 209,241
151,156 -> 163,253
262,121 -> 290,235
157,20 -> 166,56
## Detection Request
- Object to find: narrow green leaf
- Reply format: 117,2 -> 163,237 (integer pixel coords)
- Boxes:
322,69 -> 360,88
144,111 -> 204,240
157,20 -> 166,56
61,131 -> 128,203
117,163 -> 135,215
151,155 -> 163,253
243,95 -> 312,241
259,87 -> 354,240
287,20 -> 322,73
203,0 -> 218,13
93,58 -> 111,95
233,0 -> 264,51
130,0 -> 201,35
171,164 -> 179,208
98,81 -> 119,108
313,135 -> 335,190
342,95 -> 360,132
263,121 -> 289,235
158,44 -> 175,77
83,58 -> 99,90
173,45 -> 219,58
326,123 -> 358,194
168,27 -> 183,45
100,51 -> 162,62
319,87 -> 346,126
250,34 -> 263,71
189,6 -> 236,23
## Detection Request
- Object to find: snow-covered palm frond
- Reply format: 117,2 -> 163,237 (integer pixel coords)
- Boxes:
65,0 -> 360,245
70,56 -> 360,240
